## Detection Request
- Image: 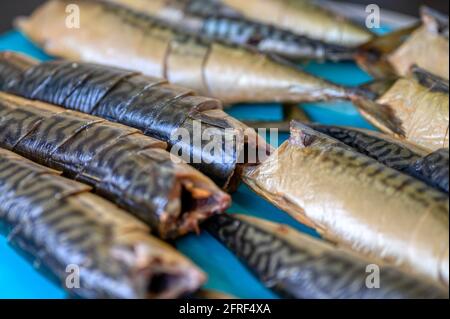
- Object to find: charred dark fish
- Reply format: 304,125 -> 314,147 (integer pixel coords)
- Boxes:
357,7 -> 449,79
16,0 -> 363,106
243,121 -> 449,287
310,124 -> 449,194
0,92 -> 230,239
102,0 -> 355,61
0,148 -> 205,299
206,214 -> 448,299
0,51 -> 269,191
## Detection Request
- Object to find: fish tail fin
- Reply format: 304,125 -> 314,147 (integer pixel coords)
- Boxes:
355,24 -> 420,78
349,95 -> 405,137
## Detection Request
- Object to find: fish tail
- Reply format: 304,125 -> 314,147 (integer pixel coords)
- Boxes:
355,24 -> 420,78
350,95 -> 405,137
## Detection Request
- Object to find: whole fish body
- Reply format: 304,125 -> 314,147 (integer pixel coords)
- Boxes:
101,0 -> 355,61
16,0 -> 355,105
358,7 -> 449,80
310,124 -> 449,193
0,92 -> 230,239
0,51 -> 269,191
206,214 -> 448,299
243,121 -> 449,287
0,148 -> 205,299
219,0 -> 374,47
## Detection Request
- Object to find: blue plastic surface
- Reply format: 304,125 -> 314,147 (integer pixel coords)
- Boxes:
0,30 -> 376,299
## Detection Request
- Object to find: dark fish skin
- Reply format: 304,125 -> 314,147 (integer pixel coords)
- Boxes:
206,214 -> 448,299
0,92 -> 230,239
104,0 -> 355,61
412,65 -> 449,94
309,125 -> 449,194
406,149 -> 449,194
0,148 -> 206,299
0,52 -> 267,191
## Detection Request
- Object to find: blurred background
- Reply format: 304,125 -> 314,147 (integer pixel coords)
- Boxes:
0,0 -> 449,32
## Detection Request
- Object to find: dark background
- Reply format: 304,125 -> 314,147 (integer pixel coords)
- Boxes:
0,0 -> 448,32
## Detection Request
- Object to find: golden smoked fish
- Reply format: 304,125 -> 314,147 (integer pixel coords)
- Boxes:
219,0 -> 374,47
206,214 -> 448,299
362,67 -> 449,152
0,148 -> 205,299
243,122 -> 449,287
358,7 -> 449,80
101,0 -> 355,61
17,0 -> 359,106
0,92 -> 230,239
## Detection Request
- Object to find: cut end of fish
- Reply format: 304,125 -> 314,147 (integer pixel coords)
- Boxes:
143,259 -> 206,299
159,166 -> 231,239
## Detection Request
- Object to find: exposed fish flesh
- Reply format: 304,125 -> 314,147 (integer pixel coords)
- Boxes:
0,92 -> 230,239
360,67 -> 449,152
358,7 -> 449,79
206,214 -> 448,299
406,148 -> 449,194
243,121 -> 449,287
310,124 -> 449,193
17,0 -> 361,106
0,148 -> 205,299
101,0 -> 355,61
219,0 -> 374,46
0,51 -> 269,191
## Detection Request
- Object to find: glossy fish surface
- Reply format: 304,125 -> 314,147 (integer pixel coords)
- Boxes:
17,0 -> 354,105
372,67 -> 449,152
358,7 -> 449,79
0,51 -> 268,191
102,0 -> 355,61
219,0 -> 374,47
310,124 -> 449,193
0,92 -> 230,239
206,214 -> 448,299
243,122 -> 449,287
406,148 -> 449,194
0,148 -> 205,299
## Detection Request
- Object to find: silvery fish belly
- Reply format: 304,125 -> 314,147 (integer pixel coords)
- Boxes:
0,51 -> 269,191
16,0 -> 351,105
310,125 -> 449,194
0,148 -> 205,299
373,68 -> 449,152
206,214 -> 449,299
219,0 -> 373,46
0,92 -> 230,239
243,122 -> 449,287
102,0 -> 355,61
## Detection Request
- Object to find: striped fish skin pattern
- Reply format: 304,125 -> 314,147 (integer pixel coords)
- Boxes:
17,0 -> 351,105
0,93 -> 230,239
0,52 -> 263,191
0,148 -> 205,299
310,125 -> 450,194
244,122 -> 449,287
206,214 -> 448,299
104,0 -> 354,61
407,148 -> 449,194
